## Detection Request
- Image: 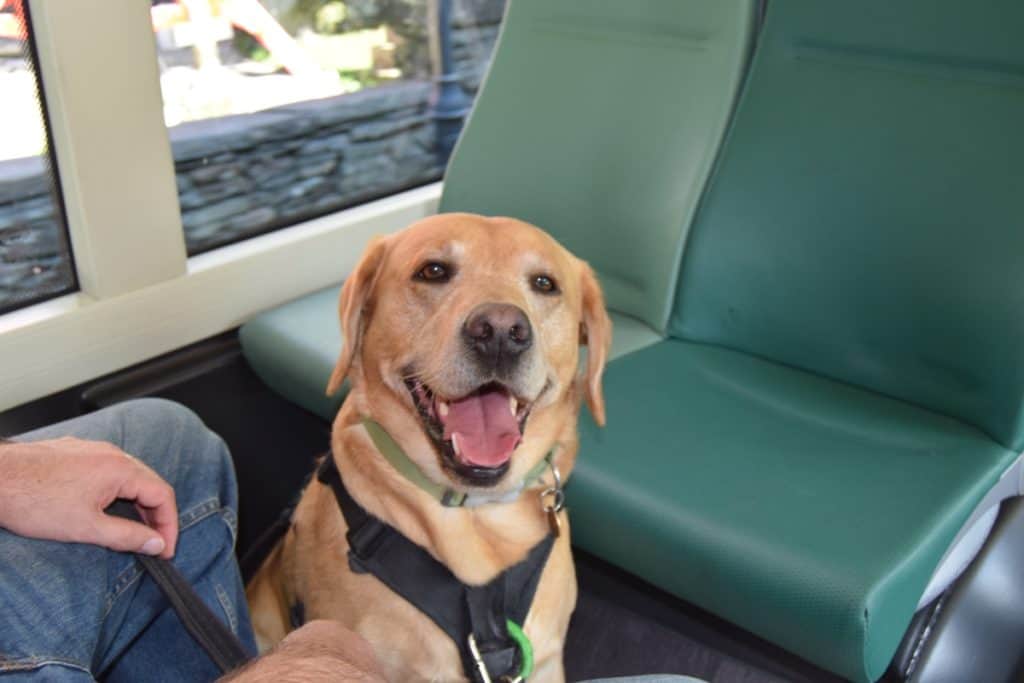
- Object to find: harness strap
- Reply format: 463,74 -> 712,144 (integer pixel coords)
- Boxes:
316,454 -> 554,682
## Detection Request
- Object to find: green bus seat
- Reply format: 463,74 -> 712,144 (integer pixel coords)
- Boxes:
239,285 -> 344,421
441,0 -> 757,334
572,341 -> 1019,682
571,0 -> 1024,680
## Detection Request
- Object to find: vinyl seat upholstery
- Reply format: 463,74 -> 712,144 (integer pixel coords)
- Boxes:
570,340 -> 1019,682
240,284 -> 344,421
441,0 -> 757,334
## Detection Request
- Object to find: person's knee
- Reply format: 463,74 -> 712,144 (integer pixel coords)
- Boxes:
114,398 -> 213,451
110,398 -> 239,518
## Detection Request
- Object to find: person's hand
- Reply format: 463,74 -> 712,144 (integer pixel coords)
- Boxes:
223,620 -> 386,682
0,437 -> 178,558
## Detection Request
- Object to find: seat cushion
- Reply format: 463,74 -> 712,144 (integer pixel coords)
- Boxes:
240,284 -> 659,420
239,284 -> 344,421
569,339 -> 1018,682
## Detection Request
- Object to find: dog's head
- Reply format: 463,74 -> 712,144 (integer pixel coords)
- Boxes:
327,213 -> 611,490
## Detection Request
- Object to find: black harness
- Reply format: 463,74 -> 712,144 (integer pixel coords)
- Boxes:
314,453 -> 555,683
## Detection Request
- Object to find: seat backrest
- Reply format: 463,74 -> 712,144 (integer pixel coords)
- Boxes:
441,0 -> 756,333
671,0 -> 1024,451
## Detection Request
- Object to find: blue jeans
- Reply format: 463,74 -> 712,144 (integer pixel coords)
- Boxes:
0,399 -> 256,681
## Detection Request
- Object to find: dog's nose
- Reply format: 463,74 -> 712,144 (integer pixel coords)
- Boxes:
463,303 -> 533,367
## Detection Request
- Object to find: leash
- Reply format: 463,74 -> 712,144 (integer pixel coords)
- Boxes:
108,500 -> 253,676
315,452 -> 559,683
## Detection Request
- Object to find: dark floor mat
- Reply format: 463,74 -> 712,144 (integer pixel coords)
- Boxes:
567,588 -> 780,683
567,553 -> 839,683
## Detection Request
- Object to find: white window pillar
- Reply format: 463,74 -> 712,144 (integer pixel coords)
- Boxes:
29,0 -> 187,299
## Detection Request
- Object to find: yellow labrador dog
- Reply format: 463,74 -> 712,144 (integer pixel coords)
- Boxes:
247,213 -> 611,682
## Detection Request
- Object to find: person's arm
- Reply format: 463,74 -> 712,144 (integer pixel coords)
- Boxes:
222,621 -> 386,683
0,436 -> 178,558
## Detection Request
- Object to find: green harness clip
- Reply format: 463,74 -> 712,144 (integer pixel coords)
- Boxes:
467,620 -> 535,683
505,619 -> 534,681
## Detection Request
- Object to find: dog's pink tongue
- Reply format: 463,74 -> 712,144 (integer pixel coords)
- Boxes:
442,389 -> 520,467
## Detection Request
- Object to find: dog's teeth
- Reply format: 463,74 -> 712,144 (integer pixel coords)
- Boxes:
451,433 -> 461,456
510,396 -> 518,415
438,401 -> 449,418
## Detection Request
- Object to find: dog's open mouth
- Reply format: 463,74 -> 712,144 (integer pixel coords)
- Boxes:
404,378 -> 531,485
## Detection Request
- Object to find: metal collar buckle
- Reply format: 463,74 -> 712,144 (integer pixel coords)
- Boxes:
539,456 -> 564,537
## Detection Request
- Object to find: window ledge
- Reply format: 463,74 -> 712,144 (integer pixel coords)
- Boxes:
0,182 -> 440,412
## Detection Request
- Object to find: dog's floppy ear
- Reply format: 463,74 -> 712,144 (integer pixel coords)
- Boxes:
326,236 -> 390,396
578,262 -> 613,426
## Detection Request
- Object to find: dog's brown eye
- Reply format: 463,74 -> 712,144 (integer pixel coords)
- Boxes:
414,262 -> 451,283
531,274 -> 558,294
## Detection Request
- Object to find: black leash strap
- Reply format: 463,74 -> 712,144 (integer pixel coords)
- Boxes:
316,454 -> 555,682
108,500 -> 253,675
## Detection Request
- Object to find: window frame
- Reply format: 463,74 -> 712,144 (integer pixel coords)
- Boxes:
0,0 -> 442,412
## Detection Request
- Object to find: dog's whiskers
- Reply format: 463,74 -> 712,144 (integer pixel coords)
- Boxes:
403,368 -> 449,398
